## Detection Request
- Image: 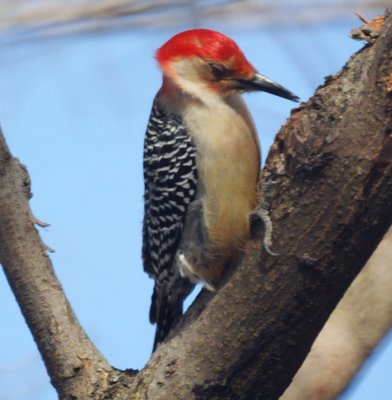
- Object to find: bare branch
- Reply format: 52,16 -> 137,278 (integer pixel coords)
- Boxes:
0,132 -> 113,397
0,0 -> 390,43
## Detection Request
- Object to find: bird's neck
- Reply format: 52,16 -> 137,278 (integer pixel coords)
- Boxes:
159,76 -> 224,111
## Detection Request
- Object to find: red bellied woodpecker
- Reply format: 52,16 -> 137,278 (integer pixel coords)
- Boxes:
142,29 -> 298,351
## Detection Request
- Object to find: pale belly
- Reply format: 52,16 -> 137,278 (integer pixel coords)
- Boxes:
184,95 -> 260,266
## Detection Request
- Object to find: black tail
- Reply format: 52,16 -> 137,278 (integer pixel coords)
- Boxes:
151,295 -> 182,352
150,278 -> 194,352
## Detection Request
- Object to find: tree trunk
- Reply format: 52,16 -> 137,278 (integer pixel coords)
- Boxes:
281,227 -> 392,399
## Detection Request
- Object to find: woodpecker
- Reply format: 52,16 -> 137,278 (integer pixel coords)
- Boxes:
143,29 -> 298,351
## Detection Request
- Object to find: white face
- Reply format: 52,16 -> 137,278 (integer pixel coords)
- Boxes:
168,56 -> 255,100
171,58 -> 208,85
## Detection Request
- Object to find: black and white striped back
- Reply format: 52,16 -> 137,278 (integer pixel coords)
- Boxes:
142,99 -> 198,350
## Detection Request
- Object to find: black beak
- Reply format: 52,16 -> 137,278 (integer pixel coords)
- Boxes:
232,73 -> 299,102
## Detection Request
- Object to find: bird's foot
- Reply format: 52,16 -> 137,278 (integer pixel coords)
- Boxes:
252,171 -> 288,256
251,207 -> 278,256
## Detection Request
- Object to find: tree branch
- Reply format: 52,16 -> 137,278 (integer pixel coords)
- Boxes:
0,135 -> 115,397
281,227 -> 392,399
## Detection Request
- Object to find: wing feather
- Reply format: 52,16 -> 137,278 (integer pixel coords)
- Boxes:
142,98 -> 198,349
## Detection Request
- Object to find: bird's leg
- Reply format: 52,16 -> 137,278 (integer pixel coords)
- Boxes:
251,172 -> 287,256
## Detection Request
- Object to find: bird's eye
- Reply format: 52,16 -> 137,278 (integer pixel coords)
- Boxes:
209,63 -> 229,79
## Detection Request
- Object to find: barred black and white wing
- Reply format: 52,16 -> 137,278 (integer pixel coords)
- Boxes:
142,99 -> 198,351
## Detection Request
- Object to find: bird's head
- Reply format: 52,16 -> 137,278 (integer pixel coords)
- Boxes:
156,29 -> 298,102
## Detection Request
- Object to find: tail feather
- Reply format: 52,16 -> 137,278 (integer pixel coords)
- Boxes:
152,297 -> 182,352
150,277 -> 194,352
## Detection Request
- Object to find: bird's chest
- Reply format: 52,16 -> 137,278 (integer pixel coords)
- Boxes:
182,100 -> 260,256
183,103 -> 259,190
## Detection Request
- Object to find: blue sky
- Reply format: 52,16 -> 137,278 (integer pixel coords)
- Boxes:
0,18 -> 391,400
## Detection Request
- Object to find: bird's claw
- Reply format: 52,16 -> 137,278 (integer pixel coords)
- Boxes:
253,207 -> 279,256
252,171 -> 288,255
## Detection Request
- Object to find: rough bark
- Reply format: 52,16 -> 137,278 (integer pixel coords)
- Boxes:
281,226 -> 392,400
0,9 -> 391,400
0,138 -> 120,396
